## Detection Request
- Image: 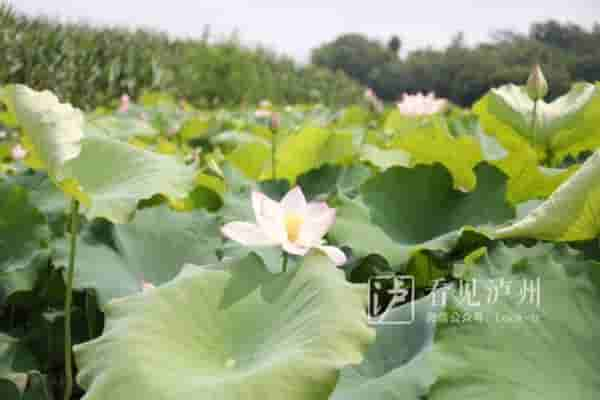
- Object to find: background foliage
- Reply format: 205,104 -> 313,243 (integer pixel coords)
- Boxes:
0,4 -> 363,110
312,22 -> 600,105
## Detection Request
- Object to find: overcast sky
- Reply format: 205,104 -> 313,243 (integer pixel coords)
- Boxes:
14,0 -> 600,61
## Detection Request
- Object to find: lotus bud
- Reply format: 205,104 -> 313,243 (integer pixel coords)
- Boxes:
526,64 -> 548,101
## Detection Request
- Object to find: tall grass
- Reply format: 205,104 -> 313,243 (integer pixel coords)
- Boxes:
0,4 -> 362,109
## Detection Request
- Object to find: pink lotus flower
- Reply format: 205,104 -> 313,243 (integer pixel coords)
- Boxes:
221,187 -> 347,266
142,281 -> 155,291
397,92 -> 447,117
11,144 -> 27,160
118,94 -> 130,113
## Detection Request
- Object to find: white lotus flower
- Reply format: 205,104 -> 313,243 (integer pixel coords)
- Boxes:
118,94 -> 130,113
221,187 -> 347,266
11,144 -> 27,160
397,92 -> 447,117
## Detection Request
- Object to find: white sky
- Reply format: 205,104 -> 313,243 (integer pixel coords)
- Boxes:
13,0 -> 600,61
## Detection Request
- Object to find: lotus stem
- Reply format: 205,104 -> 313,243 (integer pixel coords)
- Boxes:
531,100 -> 538,149
64,199 -> 80,400
271,131 -> 277,180
281,252 -> 289,273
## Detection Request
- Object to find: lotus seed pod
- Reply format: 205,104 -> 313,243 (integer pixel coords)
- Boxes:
526,64 -> 548,101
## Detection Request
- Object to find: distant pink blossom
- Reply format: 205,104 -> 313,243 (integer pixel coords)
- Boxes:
118,94 -> 130,113
397,92 -> 448,117
142,281 -> 155,291
11,144 -> 27,160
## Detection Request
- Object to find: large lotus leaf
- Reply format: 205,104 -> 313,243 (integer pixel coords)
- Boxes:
496,151 -> 600,241
494,146 -> 577,204
227,141 -> 272,180
0,181 -> 51,302
260,127 -> 358,182
6,173 -> 67,216
86,114 -> 158,141
474,83 -> 599,162
297,164 -> 372,200
335,106 -> 372,128
359,144 -> 411,171
74,253 -> 375,400
53,205 -> 221,306
389,121 -> 483,190
0,334 -> 43,399
3,85 -> 83,179
61,135 -> 196,223
427,243 -> 600,399
383,110 -> 421,135
330,163 -> 513,266
331,294 -> 438,400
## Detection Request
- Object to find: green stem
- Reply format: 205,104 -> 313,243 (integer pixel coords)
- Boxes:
271,130 -> 277,180
530,100 -> 538,149
281,252 -> 289,273
64,199 -> 80,400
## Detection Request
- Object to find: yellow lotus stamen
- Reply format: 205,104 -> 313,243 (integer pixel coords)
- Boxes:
285,214 -> 303,243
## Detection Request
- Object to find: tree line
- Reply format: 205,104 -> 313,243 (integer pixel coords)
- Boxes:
311,20 -> 600,105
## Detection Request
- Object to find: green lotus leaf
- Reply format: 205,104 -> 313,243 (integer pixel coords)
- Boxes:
296,164 -> 371,200
389,120 -> 483,190
227,141 -> 271,180
261,127 -> 358,182
383,110 -> 421,135
496,150 -> 600,241
0,180 -> 51,302
52,205 -> 220,307
74,253 -> 375,400
86,114 -> 158,141
359,144 -> 411,171
474,83 -> 600,163
336,106 -> 372,128
495,146 -> 577,204
6,172 -> 67,216
0,334 -> 43,399
331,294 -> 437,400
61,135 -> 196,223
4,85 -> 84,179
330,163 -> 514,266
427,242 -> 600,399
